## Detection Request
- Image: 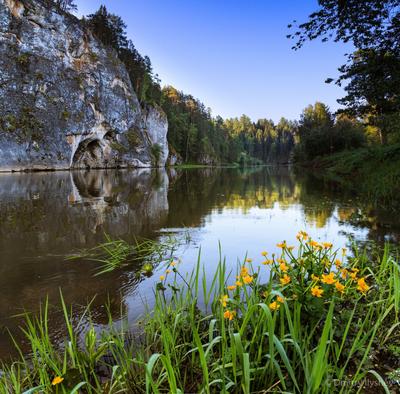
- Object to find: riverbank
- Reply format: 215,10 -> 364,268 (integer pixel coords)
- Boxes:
297,144 -> 400,208
1,236 -> 399,393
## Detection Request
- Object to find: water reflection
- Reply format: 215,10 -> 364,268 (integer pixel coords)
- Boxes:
0,166 -> 397,359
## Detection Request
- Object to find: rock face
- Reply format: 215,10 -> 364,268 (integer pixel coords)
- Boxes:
143,105 -> 169,167
0,0 -> 168,171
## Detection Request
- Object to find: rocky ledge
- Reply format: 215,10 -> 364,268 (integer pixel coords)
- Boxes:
0,0 -> 168,171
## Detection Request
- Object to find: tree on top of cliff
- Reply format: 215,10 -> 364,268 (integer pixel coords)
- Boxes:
85,5 -> 128,50
41,0 -> 77,12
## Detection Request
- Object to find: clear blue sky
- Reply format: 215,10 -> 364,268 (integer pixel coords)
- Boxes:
75,0 -> 351,122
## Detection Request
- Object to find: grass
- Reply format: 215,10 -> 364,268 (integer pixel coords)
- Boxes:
1,234 -> 400,393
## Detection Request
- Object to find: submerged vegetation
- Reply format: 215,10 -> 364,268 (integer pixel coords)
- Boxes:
1,234 -> 399,393
66,234 -> 179,276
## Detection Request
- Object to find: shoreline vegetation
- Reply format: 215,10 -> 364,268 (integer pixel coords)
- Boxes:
1,234 -> 399,393
297,143 -> 400,209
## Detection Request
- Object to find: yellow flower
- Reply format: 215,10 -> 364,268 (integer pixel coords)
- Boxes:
311,274 -> 319,282
223,309 -> 236,320
243,275 -> 254,285
262,259 -> 273,265
322,242 -> 333,249
321,272 -> 336,285
287,246 -> 295,251
159,275 -> 165,281
269,301 -> 280,311
52,376 -> 64,386
279,262 -> 289,272
340,268 -> 348,279
280,274 -> 291,285
335,259 -> 342,268
297,230 -> 308,240
357,278 -> 370,294
245,258 -> 253,263
277,241 -> 287,249
220,295 -> 229,307
235,280 -> 243,287
261,251 -> 268,257
170,261 -> 177,267
308,240 -> 320,249
166,269 -> 171,274
311,286 -> 324,298
335,281 -> 345,294
227,285 -> 236,291
276,296 -> 285,304
301,231 -> 309,239
240,266 -> 249,277
349,271 -> 358,281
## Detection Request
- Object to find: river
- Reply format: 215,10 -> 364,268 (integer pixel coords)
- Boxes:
0,166 -> 398,359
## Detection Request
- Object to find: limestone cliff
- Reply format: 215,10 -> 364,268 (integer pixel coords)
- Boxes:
0,0 -> 168,171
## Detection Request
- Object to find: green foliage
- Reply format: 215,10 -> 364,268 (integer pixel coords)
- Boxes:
125,127 -> 142,149
224,115 -> 296,163
109,141 -> 128,154
151,143 -> 163,167
15,53 -> 30,72
295,102 -> 366,161
42,0 -> 77,12
307,143 -> 400,208
290,0 -> 400,145
161,86 -> 233,164
0,108 -> 44,144
289,0 -> 400,54
60,110 -> 69,121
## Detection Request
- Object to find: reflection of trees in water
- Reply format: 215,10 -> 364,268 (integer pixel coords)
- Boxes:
167,166 -> 300,226
296,171 -> 400,243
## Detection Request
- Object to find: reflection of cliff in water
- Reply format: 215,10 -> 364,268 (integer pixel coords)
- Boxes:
0,169 -> 170,356
0,169 -> 170,257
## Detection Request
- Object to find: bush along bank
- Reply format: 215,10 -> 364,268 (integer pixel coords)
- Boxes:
1,233 -> 400,393
297,143 -> 400,209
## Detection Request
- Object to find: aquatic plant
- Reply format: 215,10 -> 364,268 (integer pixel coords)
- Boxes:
66,234 -> 179,276
1,234 -> 399,393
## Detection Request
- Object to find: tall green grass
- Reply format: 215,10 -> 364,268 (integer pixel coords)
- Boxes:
0,239 -> 399,393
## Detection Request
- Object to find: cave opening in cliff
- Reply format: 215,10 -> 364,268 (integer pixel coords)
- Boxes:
72,138 -> 104,169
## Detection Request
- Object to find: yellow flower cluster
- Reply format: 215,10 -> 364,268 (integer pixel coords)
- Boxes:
269,296 -> 285,311
217,233 -> 372,324
272,235 -> 372,303
234,266 -> 254,286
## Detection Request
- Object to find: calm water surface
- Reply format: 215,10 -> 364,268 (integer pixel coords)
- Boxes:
0,166 -> 398,359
